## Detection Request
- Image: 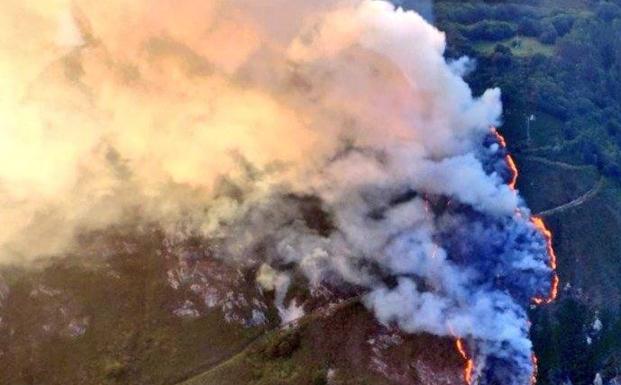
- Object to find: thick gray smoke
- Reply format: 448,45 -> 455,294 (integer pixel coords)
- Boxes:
0,1 -> 553,384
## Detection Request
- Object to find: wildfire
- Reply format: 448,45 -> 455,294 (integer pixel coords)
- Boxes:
493,129 -> 508,148
490,127 -> 559,385
492,127 -> 559,304
505,155 -> 518,190
455,338 -> 475,385
530,354 -> 539,385
492,128 -> 519,190
531,216 -> 559,304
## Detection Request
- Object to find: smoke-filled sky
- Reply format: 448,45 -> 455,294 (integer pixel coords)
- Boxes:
0,1 -> 553,384
0,0 -> 508,258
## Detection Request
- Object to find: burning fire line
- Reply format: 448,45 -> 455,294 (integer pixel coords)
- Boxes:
493,128 -> 518,191
505,154 -> 518,190
454,128 -> 558,385
530,354 -> 539,385
493,130 -> 507,148
492,128 -> 559,304
456,338 -> 475,385
530,216 -> 559,305
451,129 -> 560,384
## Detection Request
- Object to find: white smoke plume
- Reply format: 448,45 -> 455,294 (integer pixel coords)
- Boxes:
0,1 -> 553,384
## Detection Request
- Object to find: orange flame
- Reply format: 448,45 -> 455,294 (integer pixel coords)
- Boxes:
530,354 -> 539,385
492,128 -> 518,191
505,154 -> 518,190
491,127 -> 559,385
531,216 -> 559,304
455,338 -> 475,385
493,129 -> 508,148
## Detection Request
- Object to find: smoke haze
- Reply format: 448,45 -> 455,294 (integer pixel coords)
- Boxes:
0,1 -> 554,384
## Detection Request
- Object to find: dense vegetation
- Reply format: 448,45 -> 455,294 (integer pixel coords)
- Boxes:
434,1 -> 621,384
438,0 -> 621,176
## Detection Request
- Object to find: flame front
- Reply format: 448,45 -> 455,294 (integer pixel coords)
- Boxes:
531,216 -> 559,305
530,355 -> 539,385
505,155 -> 518,190
492,128 -> 518,190
491,128 -> 560,384
456,338 -> 474,385
493,129 -> 508,148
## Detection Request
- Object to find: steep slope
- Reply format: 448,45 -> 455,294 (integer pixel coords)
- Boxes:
433,0 -> 621,383
0,224 -> 464,385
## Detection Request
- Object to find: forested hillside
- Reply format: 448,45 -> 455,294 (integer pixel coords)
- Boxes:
434,1 -> 621,384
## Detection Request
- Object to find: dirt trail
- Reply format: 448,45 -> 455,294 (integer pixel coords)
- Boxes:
523,156 -> 594,171
520,145 -> 559,154
537,177 -> 604,217
166,328 -> 268,385
172,296 -> 362,385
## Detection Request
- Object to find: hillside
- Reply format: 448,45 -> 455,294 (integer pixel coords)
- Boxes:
434,1 -> 621,384
1,1 -> 620,385
0,224 -> 464,385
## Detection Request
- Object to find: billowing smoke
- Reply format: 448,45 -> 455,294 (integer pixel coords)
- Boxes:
0,1 -> 553,384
